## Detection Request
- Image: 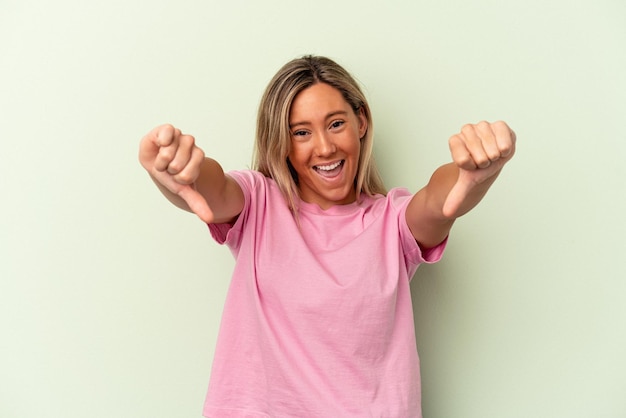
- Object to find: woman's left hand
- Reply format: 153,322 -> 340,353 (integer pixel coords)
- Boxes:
443,120 -> 516,217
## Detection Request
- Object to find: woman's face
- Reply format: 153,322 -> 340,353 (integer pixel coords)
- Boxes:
288,83 -> 367,209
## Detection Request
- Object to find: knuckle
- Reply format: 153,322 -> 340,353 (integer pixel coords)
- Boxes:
167,160 -> 183,173
160,146 -> 175,160
448,133 -> 462,147
476,157 -> 491,168
192,147 -> 205,160
175,171 -> 196,184
500,142 -> 515,157
179,134 -> 196,146
156,124 -> 176,146
486,146 -> 502,160
470,153 -> 486,164
476,120 -> 492,132
461,123 -> 475,134
455,153 -> 474,169
161,124 -> 176,137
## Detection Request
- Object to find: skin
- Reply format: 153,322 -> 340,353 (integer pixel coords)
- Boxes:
138,124 -> 244,224
406,120 -> 516,248
287,83 -> 367,210
138,83 -> 516,249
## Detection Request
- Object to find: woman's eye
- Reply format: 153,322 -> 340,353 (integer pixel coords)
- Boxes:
293,130 -> 307,136
330,120 -> 344,129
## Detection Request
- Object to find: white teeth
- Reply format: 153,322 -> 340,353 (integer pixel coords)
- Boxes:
315,161 -> 342,171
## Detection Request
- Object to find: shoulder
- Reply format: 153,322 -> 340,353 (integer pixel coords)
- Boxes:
226,170 -> 290,216
209,170 -> 290,245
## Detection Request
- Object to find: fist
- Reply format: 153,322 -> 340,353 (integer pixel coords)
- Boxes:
139,124 -> 206,192
442,121 -> 516,218
449,120 -> 516,174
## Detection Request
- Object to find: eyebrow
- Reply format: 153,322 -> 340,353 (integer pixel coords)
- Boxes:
289,110 -> 349,129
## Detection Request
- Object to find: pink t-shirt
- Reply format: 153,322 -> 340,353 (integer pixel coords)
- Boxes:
203,170 -> 446,418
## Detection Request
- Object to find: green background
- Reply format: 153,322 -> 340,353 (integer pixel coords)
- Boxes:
1,0 -> 625,416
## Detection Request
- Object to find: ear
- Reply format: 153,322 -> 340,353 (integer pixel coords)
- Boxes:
357,107 -> 368,139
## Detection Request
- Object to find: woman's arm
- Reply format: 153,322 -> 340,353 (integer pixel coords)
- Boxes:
139,124 -> 244,224
406,121 -> 516,249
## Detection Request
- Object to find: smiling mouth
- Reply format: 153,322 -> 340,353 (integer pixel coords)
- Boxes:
313,160 -> 344,177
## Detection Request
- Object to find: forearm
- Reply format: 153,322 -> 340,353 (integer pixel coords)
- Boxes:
407,121 -> 515,248
406,164 -> 456,249
406,163 -> 500,248
194,157 -> 244,223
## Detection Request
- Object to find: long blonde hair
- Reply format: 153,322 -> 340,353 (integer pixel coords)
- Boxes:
253,55 -> 386,212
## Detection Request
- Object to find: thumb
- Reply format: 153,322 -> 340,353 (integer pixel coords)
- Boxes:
178,186 -> 215,224
442,164 -> 504,218
442,179 -> 467,219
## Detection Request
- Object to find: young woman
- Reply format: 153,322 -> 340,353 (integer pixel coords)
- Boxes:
139,55 -> 515,417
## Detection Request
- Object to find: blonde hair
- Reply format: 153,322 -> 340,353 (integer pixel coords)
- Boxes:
253,55 -> 386,212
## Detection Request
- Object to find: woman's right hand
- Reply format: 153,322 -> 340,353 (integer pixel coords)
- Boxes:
139,124 -> 214,222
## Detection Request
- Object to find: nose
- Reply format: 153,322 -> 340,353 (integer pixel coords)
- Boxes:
314,132 -> 336,157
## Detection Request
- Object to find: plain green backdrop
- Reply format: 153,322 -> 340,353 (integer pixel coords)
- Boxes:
1,0 -> 625,417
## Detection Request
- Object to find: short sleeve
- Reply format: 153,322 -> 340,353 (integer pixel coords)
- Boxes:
387,188 -> 448,275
